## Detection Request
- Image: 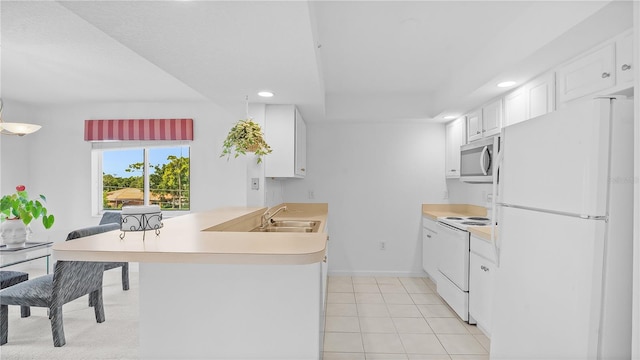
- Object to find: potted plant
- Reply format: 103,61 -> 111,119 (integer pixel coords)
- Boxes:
220,118 -> 272,164
1,185 -> 55,246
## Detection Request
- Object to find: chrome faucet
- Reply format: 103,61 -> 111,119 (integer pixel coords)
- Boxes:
261,205 -> 287,228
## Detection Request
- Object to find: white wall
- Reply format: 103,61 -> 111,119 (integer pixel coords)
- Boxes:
280,121 -> 448,276
445,179 -> 493,209
0,100 -> 35,194
1,100 -> 249,243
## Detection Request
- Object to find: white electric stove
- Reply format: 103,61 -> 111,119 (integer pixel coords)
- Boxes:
435,215 -> 492,323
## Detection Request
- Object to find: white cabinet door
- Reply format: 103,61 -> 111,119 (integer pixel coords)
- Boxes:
445,116 -> 466,178
294,109 -> 307,177
615,30 -> 633,86
556,43 -> 615,105
422,217 -> 439,281
469,250 -> 495,336
503,88 -> 527,127
504,72 -> 555,127
265,105 -> 307,178
467,110 -> 482,142
527,72 -> 555,120
482,98 -> 502,137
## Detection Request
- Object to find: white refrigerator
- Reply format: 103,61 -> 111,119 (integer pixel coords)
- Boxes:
490,97 -> 634,359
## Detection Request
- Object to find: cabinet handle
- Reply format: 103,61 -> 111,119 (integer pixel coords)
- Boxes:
480,265 -> 489,272
323,255 -> 327,263
450,169 -> 457,172
426,235 -> 432,238
621,64 -> 631,71
300,168 -> 306,172
601,72 -> 611,78
476,131 -> 481,134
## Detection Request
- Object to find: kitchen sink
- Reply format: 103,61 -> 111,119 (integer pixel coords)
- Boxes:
269,220 -> 318,228
250,219 -> 320,233
251,226 -> 314,233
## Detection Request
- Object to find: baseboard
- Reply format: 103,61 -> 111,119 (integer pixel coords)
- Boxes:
328,269 -> 429,278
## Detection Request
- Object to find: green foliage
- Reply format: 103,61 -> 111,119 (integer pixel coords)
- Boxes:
0,186 -> 55,229
220,119 -> 272,164
103,155 -> 190,210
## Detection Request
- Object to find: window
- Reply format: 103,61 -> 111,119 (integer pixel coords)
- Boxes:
93,144 -> 190,214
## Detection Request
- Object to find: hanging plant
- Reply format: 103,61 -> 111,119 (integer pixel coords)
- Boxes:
220,118 -> 272,164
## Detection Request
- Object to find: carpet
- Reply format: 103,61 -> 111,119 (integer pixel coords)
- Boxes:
0,269 -> 139,360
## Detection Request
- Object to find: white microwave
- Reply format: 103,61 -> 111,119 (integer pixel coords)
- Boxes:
460,136 -> 499,183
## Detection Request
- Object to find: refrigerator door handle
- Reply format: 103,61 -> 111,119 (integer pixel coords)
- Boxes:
491,136 -> 504,266
480,146 -> 489,175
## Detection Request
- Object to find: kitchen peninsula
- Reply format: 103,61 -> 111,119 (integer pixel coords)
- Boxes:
53,203 -> 329,360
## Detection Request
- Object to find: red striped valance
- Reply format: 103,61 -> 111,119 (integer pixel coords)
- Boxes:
84,119 -> 193,141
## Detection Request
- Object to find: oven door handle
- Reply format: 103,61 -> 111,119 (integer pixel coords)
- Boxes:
437,221 -> 463,232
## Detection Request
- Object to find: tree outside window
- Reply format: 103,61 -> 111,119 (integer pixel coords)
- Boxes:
102,147 -> 190,211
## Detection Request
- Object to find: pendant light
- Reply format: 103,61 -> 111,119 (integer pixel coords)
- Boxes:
0,98 -> 42,136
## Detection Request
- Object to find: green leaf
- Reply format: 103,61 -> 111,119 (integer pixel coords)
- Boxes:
42,214 -> 55,229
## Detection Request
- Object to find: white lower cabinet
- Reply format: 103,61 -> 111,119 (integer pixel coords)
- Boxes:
422,217 -> 440,282
469,234 -> 497,337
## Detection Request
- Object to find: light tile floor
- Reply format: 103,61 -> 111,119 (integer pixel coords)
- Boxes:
323,276 -> 490,360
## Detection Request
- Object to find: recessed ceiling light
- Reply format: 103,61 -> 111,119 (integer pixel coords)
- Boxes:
258,91 -> 274,98
443,115 -> 457,120
497,81 -> 516,88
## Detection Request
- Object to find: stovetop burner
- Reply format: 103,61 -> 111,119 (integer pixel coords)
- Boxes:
437,215 -> 492,231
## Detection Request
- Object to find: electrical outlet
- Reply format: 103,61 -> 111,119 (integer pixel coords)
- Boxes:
308,190 -> 315,199
443,190 -> 449,199
380,241 -> 386,250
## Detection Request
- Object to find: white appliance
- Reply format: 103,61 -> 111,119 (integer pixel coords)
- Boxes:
491,97 -> 634,359
460,135 -> 499,183
436,216 -> 492,322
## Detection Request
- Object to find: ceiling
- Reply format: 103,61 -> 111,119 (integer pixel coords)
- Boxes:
0,1 -> 633,123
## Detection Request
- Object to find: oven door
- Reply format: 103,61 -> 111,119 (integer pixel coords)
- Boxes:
437,222 -> 470,291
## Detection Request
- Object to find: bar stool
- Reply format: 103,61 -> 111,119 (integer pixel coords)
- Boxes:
0,271 -> 31,317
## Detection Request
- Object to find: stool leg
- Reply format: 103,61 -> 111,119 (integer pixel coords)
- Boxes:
50,306 -> 65,347
1,305 -> 8,345
20,305 -> 30,318
122,264 -> 130,291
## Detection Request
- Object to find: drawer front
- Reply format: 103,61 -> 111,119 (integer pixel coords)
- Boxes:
470,234 -> 496,263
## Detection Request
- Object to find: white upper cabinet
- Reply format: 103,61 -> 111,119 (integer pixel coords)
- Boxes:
467,99 -> 502,142
503,88 -> 527,127
556,43 -> 615,105
466,109 -> 482,142
481,98 -> 502,137
504,72 -> 555,127
264,105 -> 307,178
294,109 -> 307,177
615,30 -> 634,86
445,116 -> 466,178
527,72 -> 556,119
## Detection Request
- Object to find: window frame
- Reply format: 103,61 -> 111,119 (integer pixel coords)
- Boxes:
91,140 -> 191,217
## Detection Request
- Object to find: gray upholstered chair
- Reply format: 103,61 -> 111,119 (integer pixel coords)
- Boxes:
0,260 -> 106,347
0,271 -> 30,318
66,213 -> 129,291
